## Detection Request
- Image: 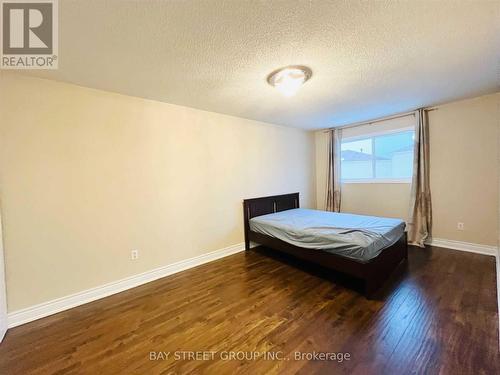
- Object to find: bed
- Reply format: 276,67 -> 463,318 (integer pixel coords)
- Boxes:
243,192 -> 408,297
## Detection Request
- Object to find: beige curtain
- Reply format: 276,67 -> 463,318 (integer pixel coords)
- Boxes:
326,128 -> 342,212
408,109 -> 432,247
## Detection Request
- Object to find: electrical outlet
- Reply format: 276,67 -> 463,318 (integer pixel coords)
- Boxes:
457,222 -> 464,231
131,249 -> 139,260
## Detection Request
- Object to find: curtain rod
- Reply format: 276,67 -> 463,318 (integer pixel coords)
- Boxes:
322,107 -> 437,133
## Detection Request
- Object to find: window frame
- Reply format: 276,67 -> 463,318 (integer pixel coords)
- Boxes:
340,126 -> 415,184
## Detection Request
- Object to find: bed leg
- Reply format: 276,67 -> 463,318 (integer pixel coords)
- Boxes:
364,277 -> 381,299
245,239 -> 250,251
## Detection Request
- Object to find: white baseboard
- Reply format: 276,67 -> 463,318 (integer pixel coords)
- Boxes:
7,242 -> 249,328
426,238 -> 498,257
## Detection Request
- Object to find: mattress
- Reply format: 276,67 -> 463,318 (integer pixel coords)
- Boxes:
249,208 -> 405,263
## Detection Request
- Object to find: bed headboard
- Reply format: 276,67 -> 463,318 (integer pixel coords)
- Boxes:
243,192 -> 299,249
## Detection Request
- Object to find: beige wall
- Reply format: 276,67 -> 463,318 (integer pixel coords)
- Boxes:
315,93 -> 499,247
428,94 -> 499,246
340,183 -> 412,219
0,73 -> 315,311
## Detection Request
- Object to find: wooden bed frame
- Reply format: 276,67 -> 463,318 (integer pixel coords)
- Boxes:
243,192 -> 408,297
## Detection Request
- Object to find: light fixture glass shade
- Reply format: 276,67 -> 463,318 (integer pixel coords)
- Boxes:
267,66 -> 312,97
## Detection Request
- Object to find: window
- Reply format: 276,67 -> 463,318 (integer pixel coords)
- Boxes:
341,129 -> 414,183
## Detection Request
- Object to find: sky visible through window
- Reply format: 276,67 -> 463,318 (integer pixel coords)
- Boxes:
342,139 -> 372,155
375,132 -> 414,158
341,130 -> 414,180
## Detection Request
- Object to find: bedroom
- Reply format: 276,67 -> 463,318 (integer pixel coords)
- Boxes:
0,0 -> 498,374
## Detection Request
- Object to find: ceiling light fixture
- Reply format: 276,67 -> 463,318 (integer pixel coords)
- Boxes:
267,65 -> 312,97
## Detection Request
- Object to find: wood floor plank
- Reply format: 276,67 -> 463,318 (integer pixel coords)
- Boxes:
0,245 -> 498,374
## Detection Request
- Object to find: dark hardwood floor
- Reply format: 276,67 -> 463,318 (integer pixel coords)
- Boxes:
0,245 -> 498,374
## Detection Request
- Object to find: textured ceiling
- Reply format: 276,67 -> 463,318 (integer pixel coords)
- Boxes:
20,0 -> 500,129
